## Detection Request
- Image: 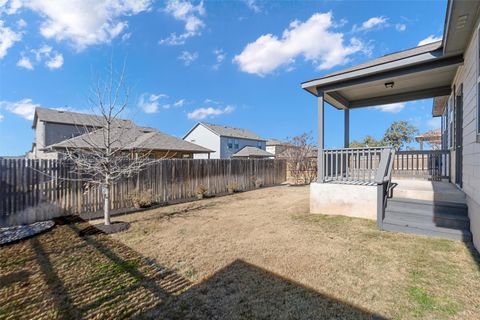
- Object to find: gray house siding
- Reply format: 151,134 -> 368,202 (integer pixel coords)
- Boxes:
220,137 -> 266,159
44,122 -> 90,146
450,17 -> 480,248
30,120 -> 91,159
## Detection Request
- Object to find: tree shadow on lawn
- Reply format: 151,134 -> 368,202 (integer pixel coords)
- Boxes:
0,216 -> 387,319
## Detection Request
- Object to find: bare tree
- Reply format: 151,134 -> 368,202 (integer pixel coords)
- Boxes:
57,63 -> 157,226
282,133 -> 317,184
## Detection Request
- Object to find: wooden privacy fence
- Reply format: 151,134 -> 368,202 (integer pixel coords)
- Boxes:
0,159 -> 287,226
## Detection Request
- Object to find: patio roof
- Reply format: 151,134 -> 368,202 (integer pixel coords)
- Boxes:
301,41 -> 463,110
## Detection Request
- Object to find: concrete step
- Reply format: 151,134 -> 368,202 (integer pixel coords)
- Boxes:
387,197 -> 468,217
392,180 -> 466,203
382,218 -> 472,242
393,188 -> 466,203
384,209 -> 470,230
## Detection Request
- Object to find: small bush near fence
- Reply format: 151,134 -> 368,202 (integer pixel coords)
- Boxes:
0,159 -> 286,227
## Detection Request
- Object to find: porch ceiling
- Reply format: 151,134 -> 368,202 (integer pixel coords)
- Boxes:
302,42 -> 463,110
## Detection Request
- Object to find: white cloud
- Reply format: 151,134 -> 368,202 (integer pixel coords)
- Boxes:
374,102 -> 406,113
0,113 -> 4,121
418,35 -> 442,46
178,50 -> 198,65
233,12 -> 364,76
174,99 -> 186,107
187,105 -> 234,120
18,45 -> 64,70
160,0 -> 205,45
0,0 -> 22,15
16,0 -> 152,50
0,98 -> 40,120
16,56 -> 33,69
16,18 -> 27,28
0,20 -> 21,59
45,52 -> 63,69
355,16 -> 387,31
137,93 -> 167,113
245,0 -> 261,13
395,23 -> 406,32
213,49 -> 225,63
213,48 -> 225,69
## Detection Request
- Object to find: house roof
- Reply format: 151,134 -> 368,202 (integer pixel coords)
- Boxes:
301,40 -> 461,110
231,146 -> 273,158
415,129 -> 441,143
266,138 -> 288,146
302,41 -> 443,86
32,107 -> 134,129
46,126 -> 212,154
185,122 -> 266,141
432,95 -> 449,117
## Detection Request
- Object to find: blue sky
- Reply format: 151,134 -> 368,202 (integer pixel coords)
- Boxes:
0,0 -> 446,156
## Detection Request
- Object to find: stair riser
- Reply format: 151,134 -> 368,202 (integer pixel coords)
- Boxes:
385,211 -> 469,229
386,202 -> 468,217
393,190 -> 466,203
381,223 -> 472,242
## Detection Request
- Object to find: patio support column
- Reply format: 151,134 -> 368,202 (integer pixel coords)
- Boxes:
344,109 -> 350,148
317,89 -> 325,183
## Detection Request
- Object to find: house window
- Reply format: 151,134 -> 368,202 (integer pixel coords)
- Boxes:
228,138 -> 233,149
257,141 -> 262,149
442,97 -> 454,150
234,139 -> 239,149
449,95 -> 454,149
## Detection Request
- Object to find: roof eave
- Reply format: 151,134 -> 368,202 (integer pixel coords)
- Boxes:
301,46 -> 445,94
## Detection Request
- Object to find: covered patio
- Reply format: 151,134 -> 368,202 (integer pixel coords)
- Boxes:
301,41 -> 470,241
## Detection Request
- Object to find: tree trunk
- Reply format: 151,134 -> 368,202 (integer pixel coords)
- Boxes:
104,183 -> 111,225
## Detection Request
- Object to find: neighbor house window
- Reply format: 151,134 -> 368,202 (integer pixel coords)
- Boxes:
257,141 -> 262,148
234,139 -> 239,149
228,138 -> 233,149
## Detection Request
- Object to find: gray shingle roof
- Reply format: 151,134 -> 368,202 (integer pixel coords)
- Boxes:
232,146 -> 273,158
266,138 -> 288,146
201,122 -> 266,141
47,127 -> 212,153
302,41 -> 443,84
33,107 -> 134,128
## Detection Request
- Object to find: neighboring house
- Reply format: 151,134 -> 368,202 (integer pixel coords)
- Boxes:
302,0 -> 480,251
27,107 -> 211,159
46,126 -> 212,159
231,146 -> 274,159
266,139 -> 289,155
28,107 -> 133,159
183,122 -> 267,159
415,129 -> 441,150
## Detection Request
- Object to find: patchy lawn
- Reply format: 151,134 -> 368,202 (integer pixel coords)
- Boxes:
1,185 -> 480,319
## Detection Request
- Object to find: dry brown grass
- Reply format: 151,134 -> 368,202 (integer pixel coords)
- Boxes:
1,185 -> 480,319
108,185 -> 480,319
